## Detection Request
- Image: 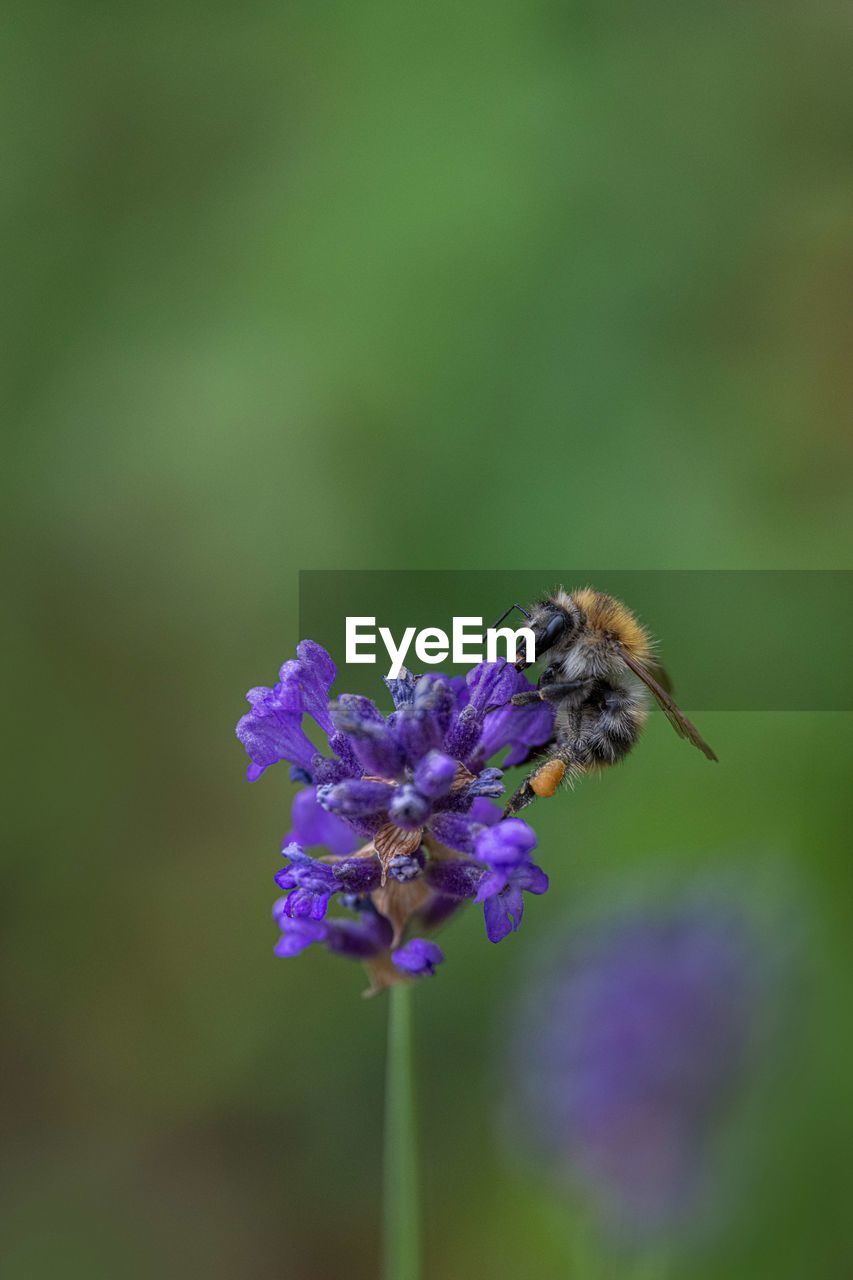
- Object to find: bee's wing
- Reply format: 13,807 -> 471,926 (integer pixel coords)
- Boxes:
644,656 -> 673,694
619,647 -> 718,761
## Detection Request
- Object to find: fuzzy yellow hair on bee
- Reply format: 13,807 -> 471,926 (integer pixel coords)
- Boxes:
570,587 -> 652,662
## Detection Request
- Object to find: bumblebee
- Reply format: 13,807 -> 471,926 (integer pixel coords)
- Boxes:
493,588 -> 717,816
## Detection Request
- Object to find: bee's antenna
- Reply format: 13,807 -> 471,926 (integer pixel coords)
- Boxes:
490,602 -> 531,629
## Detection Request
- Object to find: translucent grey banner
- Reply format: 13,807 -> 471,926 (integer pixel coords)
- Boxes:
299,571 -> 853,711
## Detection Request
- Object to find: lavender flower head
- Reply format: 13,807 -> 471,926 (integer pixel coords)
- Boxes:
236,640 -> 554,991
508,893 -> 765,1240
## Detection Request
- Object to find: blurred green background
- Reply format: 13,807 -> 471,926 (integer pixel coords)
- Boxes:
3,0 -> 852,1276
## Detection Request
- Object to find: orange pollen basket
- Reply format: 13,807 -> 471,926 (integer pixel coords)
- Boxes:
530,759 -> 566,797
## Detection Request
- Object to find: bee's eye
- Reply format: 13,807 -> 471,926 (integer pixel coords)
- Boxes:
535,611 -> 569,655
516,608 -> 571,670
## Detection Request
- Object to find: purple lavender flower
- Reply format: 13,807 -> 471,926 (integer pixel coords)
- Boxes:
274,844 -> 339,919
237,641 -> 555,988
473,819 -> 549,943
236,640 -> 336,782
274,841 -> 383,919
509,895 -> 762,1238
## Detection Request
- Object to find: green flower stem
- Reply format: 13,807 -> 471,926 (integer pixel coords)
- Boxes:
383,982 -> 420,1280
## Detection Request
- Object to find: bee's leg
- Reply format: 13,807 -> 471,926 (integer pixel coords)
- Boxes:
510,679 -> 592,708
502,743 -> 580,817
507,689 -> 544,708
502,775 -> 537,816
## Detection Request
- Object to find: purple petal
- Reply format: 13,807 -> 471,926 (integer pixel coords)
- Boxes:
478,700 -> 555,767
274,843 -> 338,919
286,787 -> 359,856
474,868 -> 510,903
330,696 -> 406,778
465,767 -> 505,799
273,916 -> 327,957
394,705 -> 444,765
514,862 -> 550,895
392,938 -> 444,976
502,882 -> 526,930
310,754 -> 356,786
474,818 -> 537,869
383,669 -> 419,708
275,843 -> 337,891
333,854 -> 383,894
237,641 -> 338,780
477,857 -> 549,938
318,778 -> 394,819
277,640 -> 337,734
428,810 -> 479,854
483,891 -> 517,943
393,678 -> 458,766
466,660 -> 523,715
281,887 -> 331,920
327,732 -> 363,778
413,677 -> 456,732
426,858 -> 484,899
236,697 -> 319,778
413,750 -> 457,799
443,704 -> 483,764
468,796 -> 503,826
349,729 -> 407,780
330,694 -> 386,733
295,639 -> 336,691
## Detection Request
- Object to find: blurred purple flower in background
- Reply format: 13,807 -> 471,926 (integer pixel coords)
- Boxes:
508,891 -> 770,1241
236,640 -> 554,989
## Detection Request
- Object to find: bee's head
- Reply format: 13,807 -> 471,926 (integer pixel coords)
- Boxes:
515,594 -> 581,670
